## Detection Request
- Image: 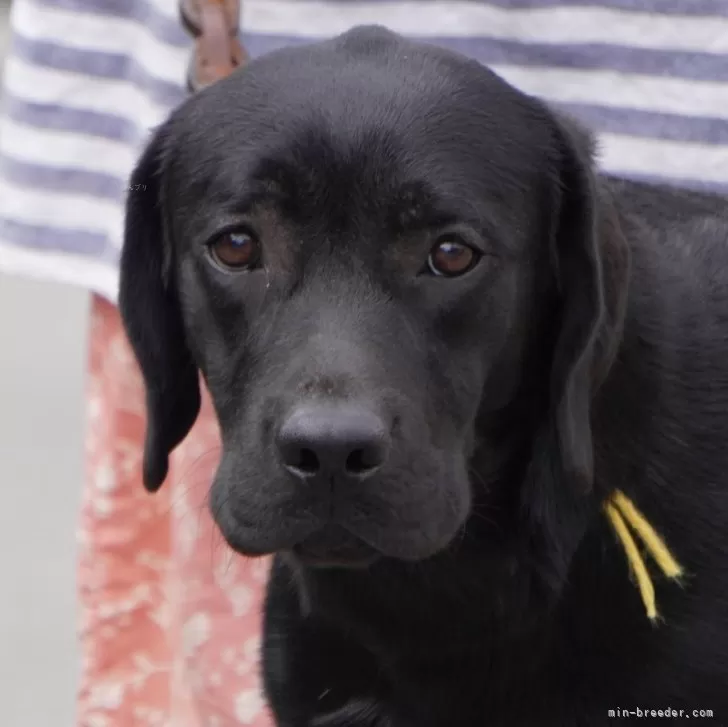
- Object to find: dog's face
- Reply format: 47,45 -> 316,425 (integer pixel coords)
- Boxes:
120,26 -> 627,573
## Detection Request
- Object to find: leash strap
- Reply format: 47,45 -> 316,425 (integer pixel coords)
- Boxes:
180,0 -> 247,92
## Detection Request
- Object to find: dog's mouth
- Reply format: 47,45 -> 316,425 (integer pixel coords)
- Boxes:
292,523 -> 380,568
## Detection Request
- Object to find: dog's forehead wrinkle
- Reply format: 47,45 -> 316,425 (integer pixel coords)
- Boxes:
252,130 -> 484,244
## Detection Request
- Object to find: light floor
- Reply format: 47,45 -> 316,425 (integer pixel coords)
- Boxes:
0,271 -> 88,726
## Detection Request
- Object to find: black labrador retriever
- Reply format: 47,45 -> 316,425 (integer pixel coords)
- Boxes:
119,25 -> 728,727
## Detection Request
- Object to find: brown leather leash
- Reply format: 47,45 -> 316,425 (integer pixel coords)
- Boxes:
180,0 -> 247,91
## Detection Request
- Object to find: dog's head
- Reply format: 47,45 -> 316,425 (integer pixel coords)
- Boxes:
120,26 -> 628,582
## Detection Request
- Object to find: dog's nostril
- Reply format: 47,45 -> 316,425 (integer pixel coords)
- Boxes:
297,448 -> 320,474
346,446 -> 384,474
277,441 -> 321,476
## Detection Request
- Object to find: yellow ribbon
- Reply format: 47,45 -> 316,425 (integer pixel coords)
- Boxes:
603,490 -> 684,622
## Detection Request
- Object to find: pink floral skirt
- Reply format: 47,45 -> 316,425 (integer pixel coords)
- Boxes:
78,294 -> 274,726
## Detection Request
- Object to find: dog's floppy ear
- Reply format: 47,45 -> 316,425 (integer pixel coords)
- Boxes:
547,112 -> 629,494
523,111 -> 629,588
119,123 -> 201,492
547,115 -> 606,493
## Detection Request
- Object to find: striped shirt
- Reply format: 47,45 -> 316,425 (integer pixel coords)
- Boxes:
1,0 -> 727,302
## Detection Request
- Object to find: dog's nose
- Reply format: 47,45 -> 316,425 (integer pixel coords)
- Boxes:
277,404 -> 389,479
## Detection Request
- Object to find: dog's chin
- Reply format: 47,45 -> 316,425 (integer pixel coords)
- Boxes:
215,515 -> 379,567
291,524 -> 380,569
210,489 -> 377,565
210,474 -> 468,565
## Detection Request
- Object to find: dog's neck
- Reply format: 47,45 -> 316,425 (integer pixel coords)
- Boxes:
287,513 -> 613,712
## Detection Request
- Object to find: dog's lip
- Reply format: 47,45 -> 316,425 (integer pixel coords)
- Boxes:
292,523 -> 380,568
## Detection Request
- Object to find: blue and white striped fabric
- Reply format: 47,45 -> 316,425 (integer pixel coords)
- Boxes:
1,0 -> 727,302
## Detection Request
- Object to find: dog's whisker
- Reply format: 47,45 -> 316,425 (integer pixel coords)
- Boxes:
160,446 -> 223,518
209,489 -> 234,570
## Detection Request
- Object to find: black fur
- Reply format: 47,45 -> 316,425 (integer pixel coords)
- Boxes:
119,26 -> 728,726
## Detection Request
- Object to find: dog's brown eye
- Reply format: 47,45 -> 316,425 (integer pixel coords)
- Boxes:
427,239 -> 478,277
209,231 -> 260,271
